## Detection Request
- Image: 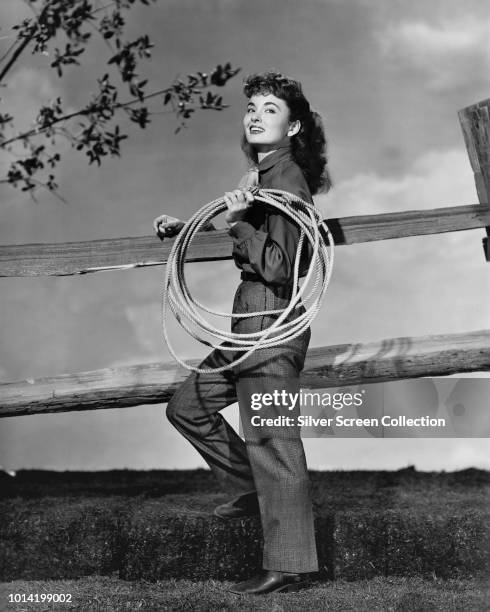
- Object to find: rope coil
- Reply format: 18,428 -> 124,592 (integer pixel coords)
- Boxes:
162,188 -> 334,373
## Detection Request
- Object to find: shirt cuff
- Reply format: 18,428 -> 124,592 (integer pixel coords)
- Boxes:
227,221 -> 257,244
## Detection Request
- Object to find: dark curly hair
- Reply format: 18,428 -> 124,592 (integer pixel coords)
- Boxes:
241,71 -> 332,195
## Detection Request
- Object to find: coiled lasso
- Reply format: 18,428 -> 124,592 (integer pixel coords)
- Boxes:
162,188 -> 334,374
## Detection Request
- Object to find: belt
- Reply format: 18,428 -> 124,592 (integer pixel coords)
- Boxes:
240,271 -> 299,290
240,271 -> 262,282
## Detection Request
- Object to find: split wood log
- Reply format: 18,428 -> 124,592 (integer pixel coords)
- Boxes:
459,98 -> 490,261
1,329 -> 489,417
0,204 -> 489,277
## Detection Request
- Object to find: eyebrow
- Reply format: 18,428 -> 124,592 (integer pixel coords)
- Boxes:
247,101 -> 280,109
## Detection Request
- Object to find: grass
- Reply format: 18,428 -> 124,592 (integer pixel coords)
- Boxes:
2,492 -> 488,582
1,468 -> 489,589
0,575 -> 488,611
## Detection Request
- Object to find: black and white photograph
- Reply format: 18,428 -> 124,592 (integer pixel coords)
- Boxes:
0,0 -> 489,609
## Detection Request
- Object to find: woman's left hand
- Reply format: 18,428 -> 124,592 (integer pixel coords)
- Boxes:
224,189 -> 254,225
153,214 -> 185,239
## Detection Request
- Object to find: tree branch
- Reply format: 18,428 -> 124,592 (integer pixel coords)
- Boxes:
0,0 -> 54,84
0,30 -> 34,84
1,85 -> 188,148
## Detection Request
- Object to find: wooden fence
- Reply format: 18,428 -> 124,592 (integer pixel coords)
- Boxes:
1,99 -> 489,416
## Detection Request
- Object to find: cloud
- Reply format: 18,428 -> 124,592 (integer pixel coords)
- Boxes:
2,67 -> 65,133
317,148 -> 478,218
125,302 -> 164,356
377,18 -> 490,92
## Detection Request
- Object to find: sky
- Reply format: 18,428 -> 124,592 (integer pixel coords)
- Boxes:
0,0 -> 489,472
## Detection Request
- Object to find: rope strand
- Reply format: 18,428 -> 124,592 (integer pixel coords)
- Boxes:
162,189 -> 334,373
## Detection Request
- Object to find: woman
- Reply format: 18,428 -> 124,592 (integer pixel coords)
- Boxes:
154,71 -> 331,595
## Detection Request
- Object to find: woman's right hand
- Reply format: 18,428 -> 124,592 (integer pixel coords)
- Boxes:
224,189 -> 254,225
153,214 -> 185,239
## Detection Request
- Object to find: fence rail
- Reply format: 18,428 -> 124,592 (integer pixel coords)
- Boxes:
1,329 -> 489,417
0,204 -> 488,277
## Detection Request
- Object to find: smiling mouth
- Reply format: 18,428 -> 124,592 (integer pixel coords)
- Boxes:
249,126 -> 265,134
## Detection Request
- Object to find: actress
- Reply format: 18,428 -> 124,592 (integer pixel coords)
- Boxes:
154,71 -> 331,595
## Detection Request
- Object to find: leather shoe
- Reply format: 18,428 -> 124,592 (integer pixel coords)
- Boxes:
229,570 -> 309,595
213,491 -> 260,520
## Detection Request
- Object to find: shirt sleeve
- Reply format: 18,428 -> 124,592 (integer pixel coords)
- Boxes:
228,162 -> 312,285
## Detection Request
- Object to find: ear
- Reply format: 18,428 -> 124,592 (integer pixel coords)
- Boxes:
287,120 -> 301,137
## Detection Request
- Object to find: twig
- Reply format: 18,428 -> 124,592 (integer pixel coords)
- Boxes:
0,85 -> 175,148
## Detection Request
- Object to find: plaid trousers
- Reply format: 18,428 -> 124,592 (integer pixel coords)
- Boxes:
166,278 -> 318,573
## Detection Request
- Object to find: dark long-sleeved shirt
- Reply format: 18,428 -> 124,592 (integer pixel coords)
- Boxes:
228,146 -> 313,285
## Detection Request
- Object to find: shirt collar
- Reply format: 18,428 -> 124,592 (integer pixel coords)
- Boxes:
257,146 -> 293,173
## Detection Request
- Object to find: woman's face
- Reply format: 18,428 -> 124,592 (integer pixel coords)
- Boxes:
243,93 -> 299,153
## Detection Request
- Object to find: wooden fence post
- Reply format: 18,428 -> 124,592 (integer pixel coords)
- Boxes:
458,98 -> 490,261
